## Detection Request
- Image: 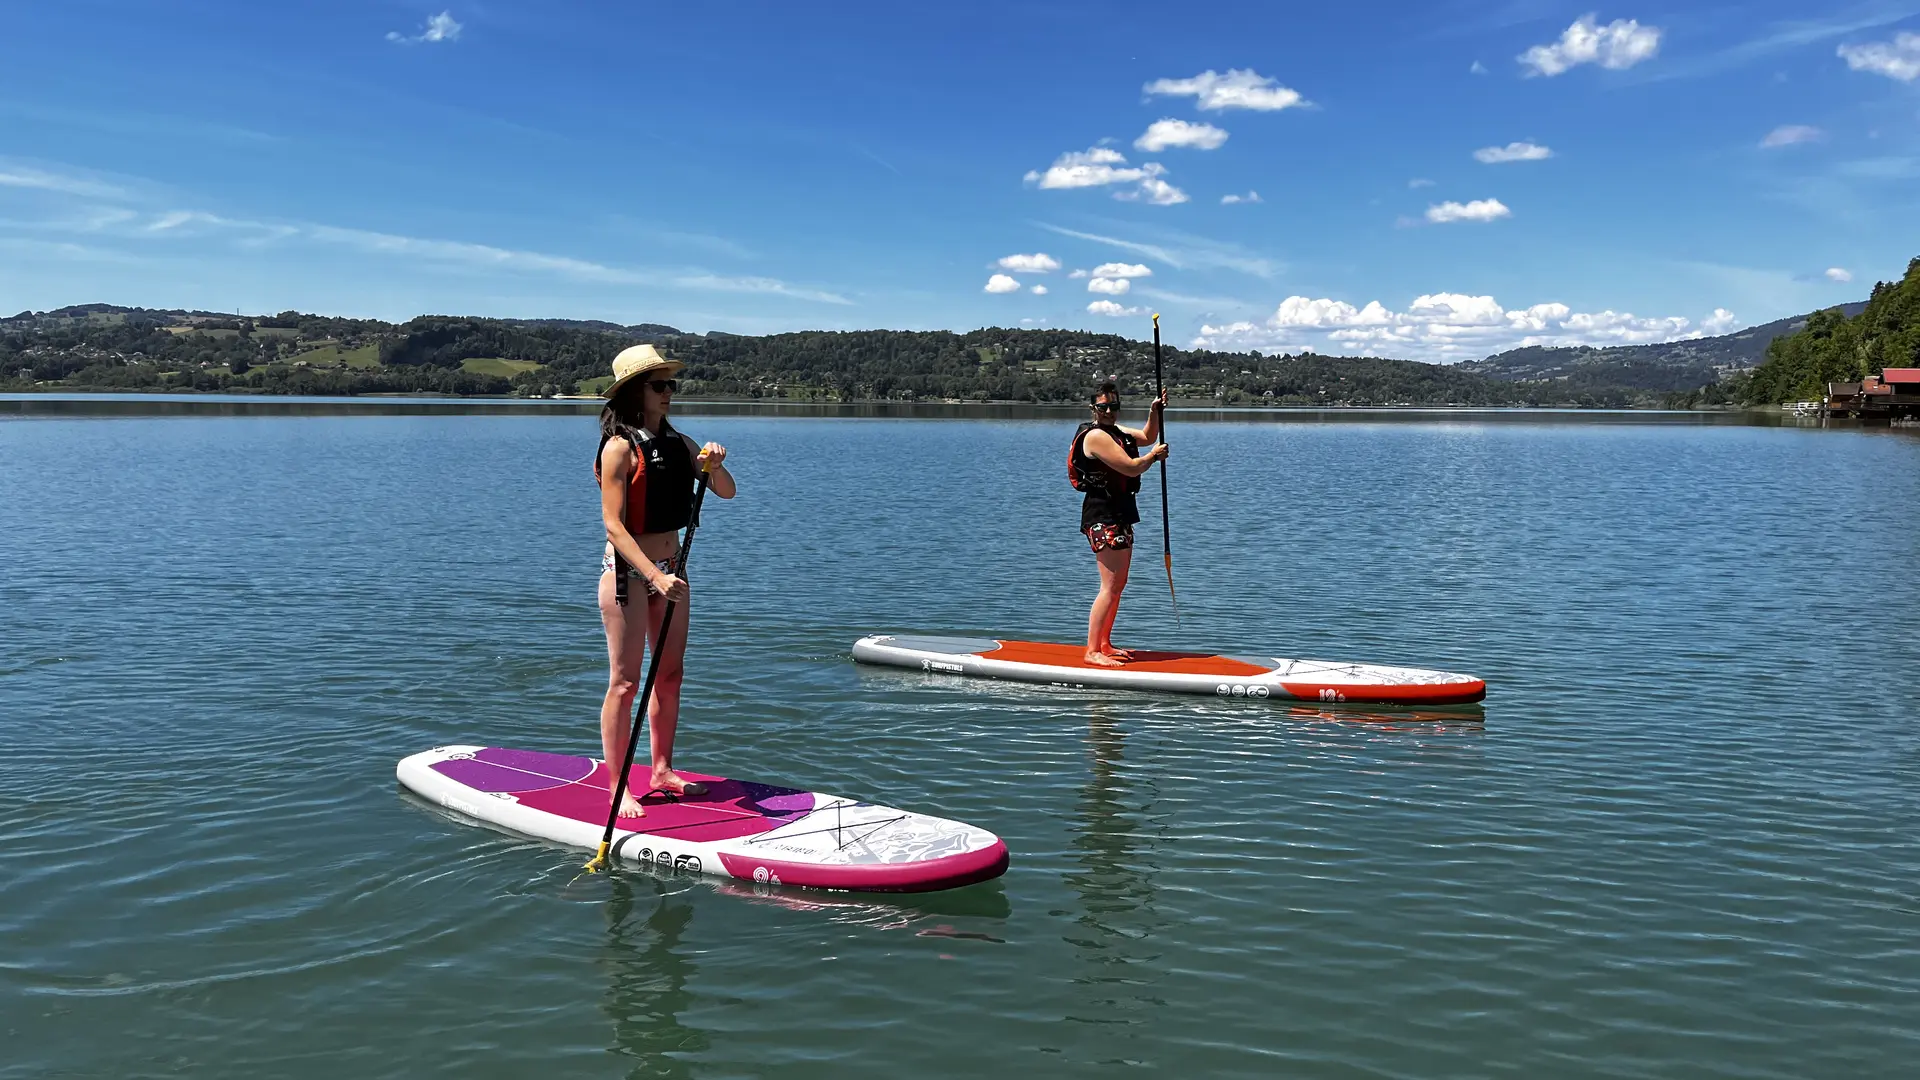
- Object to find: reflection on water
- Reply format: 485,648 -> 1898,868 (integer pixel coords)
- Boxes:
601,877 -> 704,1080
708,877 -> 1013,927
1063,706 -> 1167,1050
1274,702 -> 1488,732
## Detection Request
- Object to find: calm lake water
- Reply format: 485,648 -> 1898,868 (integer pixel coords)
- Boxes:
3,398 -> 1917,1078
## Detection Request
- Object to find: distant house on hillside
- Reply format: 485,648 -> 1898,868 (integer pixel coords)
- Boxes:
1827,368 -> 1920,419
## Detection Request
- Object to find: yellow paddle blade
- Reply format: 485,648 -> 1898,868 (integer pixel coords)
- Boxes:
582,842 -> 611,873
1164,553 -> 1179,620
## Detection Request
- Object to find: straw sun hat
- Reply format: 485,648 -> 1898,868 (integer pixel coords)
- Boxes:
602,343 -> 686,399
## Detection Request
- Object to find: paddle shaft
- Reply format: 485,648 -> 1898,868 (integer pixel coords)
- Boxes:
1151,315 -> 1177,613
588,471 -> 711,870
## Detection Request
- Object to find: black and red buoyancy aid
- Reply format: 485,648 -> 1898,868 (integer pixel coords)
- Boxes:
595,422 -> 698,535
1068,421 -> 1142,496
594,422 -> 698,605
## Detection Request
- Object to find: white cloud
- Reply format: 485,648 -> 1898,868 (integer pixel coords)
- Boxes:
1408,177 -> 1436,189
1838,32 -> 1920,81
1760,125 -> 1823,148
984,273 -> 1020,294
1701,308 -> 1740,334
1143,69 -> 1308,111
1193,291 -> 1736,360
1825,267 -> 1853,282
1115,165 -> 1190,205
1135,119 -> 1229,152
1425,198 -> 1511,223
1520,15 -> 1663,76
1088,277 -> 1132,295
996,252 -> 1060,273
1087,300 -> 1145,317
1030,284 -> 1049,295
1025,147 -> 1141,189
1221,190 -> 1263,204
1025,150 -> 1186,205
388,10 -> 463,44
1068,269 -> 1090,278
1474,141 -> 1553,163
1092,262 -> 1152,279
1471,60 -> 1489,75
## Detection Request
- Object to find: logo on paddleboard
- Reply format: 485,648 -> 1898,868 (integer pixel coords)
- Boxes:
751,865 -> 784,886
1215,683 -> 1272,699
921,659 -> 965,674
1318,688 -> 1347,702
674,855 -> 701,874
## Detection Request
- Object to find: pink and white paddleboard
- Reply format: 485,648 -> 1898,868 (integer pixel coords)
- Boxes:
397,746 -> 1009,893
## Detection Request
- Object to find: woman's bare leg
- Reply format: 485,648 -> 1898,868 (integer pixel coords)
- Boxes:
1085,546 -> 1132,666
643,588 -> 695,792
598,571 -> 651,817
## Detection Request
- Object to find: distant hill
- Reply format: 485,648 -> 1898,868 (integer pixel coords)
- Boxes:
495,317 -> 684,339
1459,302 -> 1869,391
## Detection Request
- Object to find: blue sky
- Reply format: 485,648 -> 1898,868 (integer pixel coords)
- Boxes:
1,0 -> 1914,360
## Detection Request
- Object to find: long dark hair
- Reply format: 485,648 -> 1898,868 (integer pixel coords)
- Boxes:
598,381 -> 674,459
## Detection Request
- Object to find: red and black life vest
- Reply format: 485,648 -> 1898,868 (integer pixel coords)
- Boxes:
1068,421 -> 1141,496
594,422 -> 697,536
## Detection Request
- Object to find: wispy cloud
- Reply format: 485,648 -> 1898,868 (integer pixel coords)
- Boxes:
1408,177 -> 1436,188
1760,125 -> 1824,148
388,11 -> 463,45
1145,69 -> 1309,111
1221,191 -> 1263,204
1630,5 -> 1918,83
1037,222 -> 1282,279
0,178 -> 854,305
0,164 -> 130,201
1519,15 -> 1662,76
0,101 -> 282,146
1474,141 -> 1552,163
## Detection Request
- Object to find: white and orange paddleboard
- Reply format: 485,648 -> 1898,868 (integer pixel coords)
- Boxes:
851,634 -> 1485,706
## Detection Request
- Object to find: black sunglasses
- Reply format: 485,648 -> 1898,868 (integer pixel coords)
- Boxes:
1091,397 -> 1119,410
645,379 -> 678,393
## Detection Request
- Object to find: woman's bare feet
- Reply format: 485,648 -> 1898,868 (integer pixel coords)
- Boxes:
1084,650 -> 1125,668
615,790 -> 646,818
649,769 -> 708,797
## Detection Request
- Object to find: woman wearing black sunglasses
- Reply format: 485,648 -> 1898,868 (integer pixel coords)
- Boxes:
1068,380 -> 1168,667
594,344 -> 736,818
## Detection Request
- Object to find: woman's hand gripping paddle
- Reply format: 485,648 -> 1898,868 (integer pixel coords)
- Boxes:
582,467 -> 712,875
1152,313 -> 1178,621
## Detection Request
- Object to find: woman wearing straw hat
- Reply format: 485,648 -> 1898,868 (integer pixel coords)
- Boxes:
595,343 -> 736,817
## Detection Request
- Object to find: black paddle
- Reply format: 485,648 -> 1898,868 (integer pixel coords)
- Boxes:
1152,314 -> 1178,619
583,468 -> 712,874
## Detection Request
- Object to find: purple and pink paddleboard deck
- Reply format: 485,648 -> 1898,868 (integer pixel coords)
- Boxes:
396,746 -> 1009,893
